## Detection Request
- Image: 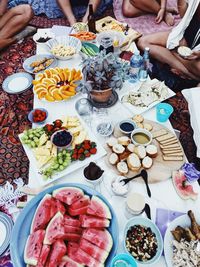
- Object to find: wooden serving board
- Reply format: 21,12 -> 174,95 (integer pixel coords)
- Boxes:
105,119 -> 186,184
96,16 -> 142,42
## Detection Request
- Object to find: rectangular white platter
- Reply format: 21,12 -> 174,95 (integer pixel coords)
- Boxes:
19,114 -> 107,186
118,79 -> 175,115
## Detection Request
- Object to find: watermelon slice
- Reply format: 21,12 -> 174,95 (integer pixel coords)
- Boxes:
172,170 -> 198,200
82,228 -> 113,252
63,233 -> 81,242
67,242 -> 79,254
87,196 -> 112,219
69,195 -> 90,210
68,206 -> 89,216
64,215 -> 81,227
43,212 -> 65,245
31,194 -> 52,233
36,244 -> 50,267
24,229 -> 45,266
68,247 -> 104,267
80,215 -> 110,228
53,187 -> 84,205
58,256 -> 84,267
47,239 -> 67,267
64,225 -> 82,234
50,198 -> 66,217
79,238 -> 109,263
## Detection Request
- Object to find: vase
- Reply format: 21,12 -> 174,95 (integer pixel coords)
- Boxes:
90,88 -> 113,103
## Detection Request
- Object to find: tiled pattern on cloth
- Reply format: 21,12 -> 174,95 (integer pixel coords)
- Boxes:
0,38 -> 35,186
113,0 -> 181,35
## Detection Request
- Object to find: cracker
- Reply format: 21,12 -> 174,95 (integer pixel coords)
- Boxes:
160,143 -> 180,149
163,155 -> 183,161
156,133 -> 175,142
137,123 -> 144,128
159,137 -> 177,145
162,149 -> 183,155
153,129 -> 168,138
163,152 -> 183,157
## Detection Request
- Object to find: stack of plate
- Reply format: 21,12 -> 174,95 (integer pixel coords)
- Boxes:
0,212 -> 13,256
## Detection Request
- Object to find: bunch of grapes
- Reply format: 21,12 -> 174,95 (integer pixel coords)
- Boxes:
42,149 -> 71,179
21,128 -> 45,148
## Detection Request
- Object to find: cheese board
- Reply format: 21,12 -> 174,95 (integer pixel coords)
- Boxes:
105,117 -> 186,183
19,114 -> 106,186
96,16 -> 142,45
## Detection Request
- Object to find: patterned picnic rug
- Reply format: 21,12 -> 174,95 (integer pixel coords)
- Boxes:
113,0 -> 181,35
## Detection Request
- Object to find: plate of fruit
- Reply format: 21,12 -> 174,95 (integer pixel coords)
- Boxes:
19,115 -> 106,185
32,67 -> 82,102
10,183 -> 119,267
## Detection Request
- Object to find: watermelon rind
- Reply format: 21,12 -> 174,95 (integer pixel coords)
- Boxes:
30,194 -> 52,234
52,187 -> 84,205
87,196 -> 112,219
59,256 -> 84,267
24,230 -> 45,266
43,212 -> 64,245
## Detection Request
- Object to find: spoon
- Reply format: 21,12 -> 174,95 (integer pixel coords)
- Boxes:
144,203 -> 151,220
120,169 -> 151,198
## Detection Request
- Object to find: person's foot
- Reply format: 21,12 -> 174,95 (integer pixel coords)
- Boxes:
164,12 -> 174,26
167,7 -> 178,14
14,26 -> 36,42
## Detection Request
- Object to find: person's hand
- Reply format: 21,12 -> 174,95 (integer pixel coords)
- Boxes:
186,51 -> 200,60
155,8 -> 165,23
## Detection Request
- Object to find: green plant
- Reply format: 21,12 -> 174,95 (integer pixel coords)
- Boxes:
76,52 -> 130,93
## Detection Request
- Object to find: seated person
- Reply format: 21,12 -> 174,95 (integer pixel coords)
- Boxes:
122,0 -> 177,26
137,0 -> 200,82
57,0 -> 113,26
0,0 -> 34,50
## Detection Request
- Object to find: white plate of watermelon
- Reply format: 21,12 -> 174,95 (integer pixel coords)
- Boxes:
10,183 -> 119,267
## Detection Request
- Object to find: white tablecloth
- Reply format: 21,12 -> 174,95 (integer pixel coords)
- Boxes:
27,41 -> 200,267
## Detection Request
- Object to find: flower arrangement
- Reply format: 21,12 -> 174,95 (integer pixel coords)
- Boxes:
76,52 -> 130,94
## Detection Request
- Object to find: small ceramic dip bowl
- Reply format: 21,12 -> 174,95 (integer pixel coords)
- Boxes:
119,119 -> 137,135
51,129 -> 73,148
131,128 -> 152,146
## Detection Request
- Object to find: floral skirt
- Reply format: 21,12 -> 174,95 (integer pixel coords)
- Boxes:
8,0 -> 113,19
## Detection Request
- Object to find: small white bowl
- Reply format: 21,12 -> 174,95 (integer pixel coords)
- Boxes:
118,119 -> 137,135
33,32 -> 55,45
46,36 -> 82,60
131,128 -> 152,146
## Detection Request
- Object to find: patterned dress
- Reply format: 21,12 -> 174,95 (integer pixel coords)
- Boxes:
7,0 -> 113,18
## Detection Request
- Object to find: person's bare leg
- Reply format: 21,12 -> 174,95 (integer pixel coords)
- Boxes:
137,32 -> 197,79
0,5 -> 33,39
82,0 -> 101,23
56,0 -> 76,26
0,5 -> 33,50
122,0 -> 145,17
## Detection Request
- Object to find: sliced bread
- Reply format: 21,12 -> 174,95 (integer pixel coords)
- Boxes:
146,144 -> 158,158
118,136 -> 131,146
134,145 -> 146,159
112,144 -> 125,154
127,153 -> 141,171
117,161 -> 129,175
142,156 -> 153,169
107,137 -> 118,148
127,143 -> 135,153
109,153 -> 119,165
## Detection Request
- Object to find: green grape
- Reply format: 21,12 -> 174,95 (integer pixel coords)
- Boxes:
59,165 -> 64,171
58,158 -> 63,165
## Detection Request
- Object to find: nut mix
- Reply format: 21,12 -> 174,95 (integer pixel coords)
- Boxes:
126,225 -> 158,261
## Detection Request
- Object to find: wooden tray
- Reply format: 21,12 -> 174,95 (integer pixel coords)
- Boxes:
96,16 -> 142,43
105,119 -> 186,184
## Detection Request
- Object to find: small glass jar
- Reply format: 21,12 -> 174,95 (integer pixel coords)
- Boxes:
125,192 -> 145,218
99,37 -> 114,54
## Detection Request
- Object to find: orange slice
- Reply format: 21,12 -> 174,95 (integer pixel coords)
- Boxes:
52,74 -> 61,83
45,69 -> 53,78
59,92 -> 71,100
38,90 -> 47,99
45,94 -> 55,102
63,69 -> 70,81
59,90 -> 75,96
52,91 -> 63,101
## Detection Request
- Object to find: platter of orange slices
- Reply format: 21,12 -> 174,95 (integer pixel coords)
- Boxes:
32,67 -> 82,102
